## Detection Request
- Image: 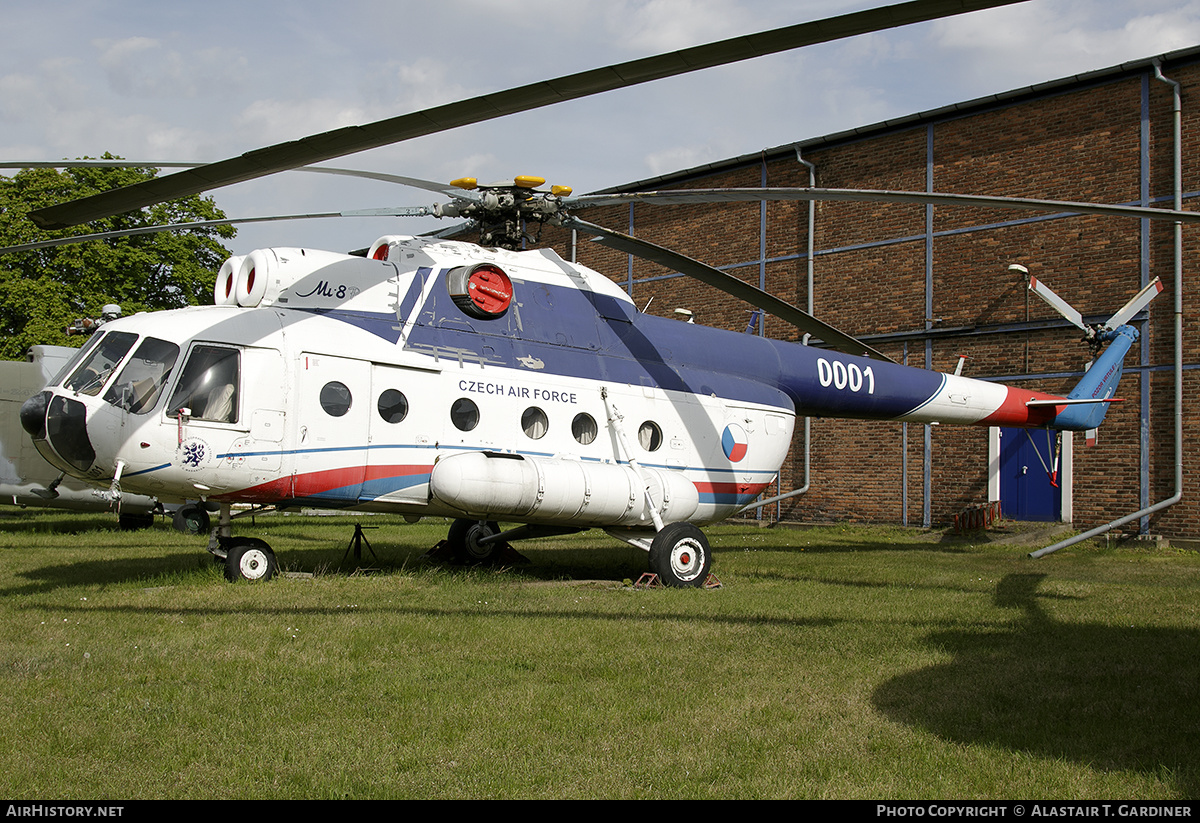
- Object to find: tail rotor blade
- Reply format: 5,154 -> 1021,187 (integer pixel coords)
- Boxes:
1027,274 -> 1087,333
1104,277 -> 1164,330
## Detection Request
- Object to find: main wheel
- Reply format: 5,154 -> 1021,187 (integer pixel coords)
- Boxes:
447,519 -> 502,564
224,538 -> 277,582
649,522 -> 711,588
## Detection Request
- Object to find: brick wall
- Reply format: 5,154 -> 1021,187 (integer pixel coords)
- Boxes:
539,54 -> 1200,538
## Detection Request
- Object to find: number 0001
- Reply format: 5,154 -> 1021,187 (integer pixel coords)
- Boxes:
817,358 -> 875,394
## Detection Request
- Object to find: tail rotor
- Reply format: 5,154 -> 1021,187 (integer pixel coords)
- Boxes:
1016,263 -> 1162,352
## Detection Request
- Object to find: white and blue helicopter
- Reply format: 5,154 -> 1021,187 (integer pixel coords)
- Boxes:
8,0 -> 1197,584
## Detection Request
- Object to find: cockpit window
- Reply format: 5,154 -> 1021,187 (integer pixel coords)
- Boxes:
103,337 -> 180,415
167,345 -> 240,423
63,331 -> 137,396
50,333 -> 103,388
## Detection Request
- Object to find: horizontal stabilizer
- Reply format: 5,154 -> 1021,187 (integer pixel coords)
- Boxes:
1025,397 -> 1123,407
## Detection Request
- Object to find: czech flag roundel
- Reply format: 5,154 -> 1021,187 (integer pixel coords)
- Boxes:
722,424 -> 748,462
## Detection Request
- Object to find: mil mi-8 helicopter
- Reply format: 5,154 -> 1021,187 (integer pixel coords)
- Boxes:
10,0 -> 1198,585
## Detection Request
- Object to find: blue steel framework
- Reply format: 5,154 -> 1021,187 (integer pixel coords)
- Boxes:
597,51 -> 1199,532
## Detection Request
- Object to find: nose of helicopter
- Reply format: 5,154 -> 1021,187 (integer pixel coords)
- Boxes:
21,390 -> 97,474
20,391 -> 48,439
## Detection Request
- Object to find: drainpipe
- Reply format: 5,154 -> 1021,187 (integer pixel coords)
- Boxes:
1032,60 -> 1184,557
742,147 -> 815,519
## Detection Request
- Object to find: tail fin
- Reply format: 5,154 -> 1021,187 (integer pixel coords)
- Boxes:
1019,269 -> 1159,433
1050,325 -> 1137,431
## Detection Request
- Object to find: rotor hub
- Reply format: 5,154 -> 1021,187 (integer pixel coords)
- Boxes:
446,178 -> 572,250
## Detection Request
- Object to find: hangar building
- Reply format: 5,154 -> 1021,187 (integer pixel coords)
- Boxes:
542,46 -> 1200,540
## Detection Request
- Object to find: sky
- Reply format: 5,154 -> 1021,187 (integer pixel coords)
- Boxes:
3,0 -> 1200,257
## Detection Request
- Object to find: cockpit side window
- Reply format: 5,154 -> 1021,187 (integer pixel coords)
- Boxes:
167,345 -> 241,423
63,331 -> 138,396
103,337 -> 180,414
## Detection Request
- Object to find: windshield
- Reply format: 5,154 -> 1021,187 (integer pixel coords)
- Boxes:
49,333 -> 103,388
62,331 -> 137,396
102,337 -> 180,414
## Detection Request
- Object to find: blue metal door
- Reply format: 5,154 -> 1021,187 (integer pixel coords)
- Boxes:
999,427 -> 1061,521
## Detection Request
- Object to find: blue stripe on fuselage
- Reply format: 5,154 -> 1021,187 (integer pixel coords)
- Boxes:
302,270 -> 945,418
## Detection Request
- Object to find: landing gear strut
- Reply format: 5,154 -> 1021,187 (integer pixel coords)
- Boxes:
205,504 -> 277,582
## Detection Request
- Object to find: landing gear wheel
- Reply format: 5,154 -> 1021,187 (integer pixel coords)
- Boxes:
224,538 -> 277,582
173,503 -> 210,536
649,522 -> 711,588
447,519 -> 502,564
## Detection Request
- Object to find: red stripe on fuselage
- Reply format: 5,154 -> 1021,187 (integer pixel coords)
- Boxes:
694,480 -> 773,497
216,464 -> 431,503
981,387 -> 1064,428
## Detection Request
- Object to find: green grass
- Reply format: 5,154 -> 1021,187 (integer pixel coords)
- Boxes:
0,509 -> 1197,799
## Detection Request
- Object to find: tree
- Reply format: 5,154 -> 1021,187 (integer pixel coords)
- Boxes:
0,156 -> 236,360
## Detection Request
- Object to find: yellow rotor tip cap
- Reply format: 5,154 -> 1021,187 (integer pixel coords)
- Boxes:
551,185 -> 573,197
450,177 -> 478,190
513,175 -> 546,189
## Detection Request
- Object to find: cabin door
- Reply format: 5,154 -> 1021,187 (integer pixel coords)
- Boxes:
359,363 -> 434,507
293,353 -> 371,504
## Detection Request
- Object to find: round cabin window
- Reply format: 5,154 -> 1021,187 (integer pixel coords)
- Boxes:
572,413 -> 598,445
377,389 -> 409,423
320,381 -> 352,417
451,398 -> 480,431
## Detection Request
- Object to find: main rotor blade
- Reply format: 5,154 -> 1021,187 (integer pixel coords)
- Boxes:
0,207 -> 437,256
27,0 -> 1028,230
0,160 -> 470,198
568,187 -> 1200,224
562,216 -> 894,362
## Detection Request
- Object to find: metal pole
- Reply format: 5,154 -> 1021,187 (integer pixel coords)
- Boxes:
1033,61 -> 1184,557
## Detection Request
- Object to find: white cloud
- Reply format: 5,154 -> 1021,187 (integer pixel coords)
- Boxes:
604,0 -> 750,52
367,58 -> 478,112
931,0 -> 1200,86
4,0 -> 1198,256
93,35 -> 250,102
235,98 -> 368,147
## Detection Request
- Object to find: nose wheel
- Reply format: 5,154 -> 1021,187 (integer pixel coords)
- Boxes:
649,522 -> 711,588
224,537 -> 278,582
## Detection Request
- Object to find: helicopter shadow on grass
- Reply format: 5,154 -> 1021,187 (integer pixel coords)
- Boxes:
714,533 -> 978,556
871,573 -> 1200,796
0,526 -> 663,594
0,552 -> 221,594
0,511 -> 148,535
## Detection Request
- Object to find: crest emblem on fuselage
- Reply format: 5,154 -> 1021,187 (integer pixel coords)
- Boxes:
179,437 -> 211,471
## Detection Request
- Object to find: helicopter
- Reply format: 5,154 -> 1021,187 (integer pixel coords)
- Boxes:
9,0 -> 1199,585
